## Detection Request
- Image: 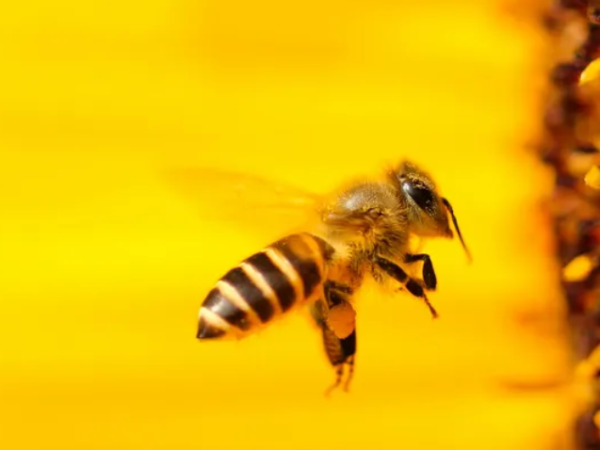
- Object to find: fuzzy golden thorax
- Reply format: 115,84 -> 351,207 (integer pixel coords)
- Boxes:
319,181 -> 410,258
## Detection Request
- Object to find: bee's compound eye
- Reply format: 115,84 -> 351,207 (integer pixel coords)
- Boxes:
401,181 -> 436,210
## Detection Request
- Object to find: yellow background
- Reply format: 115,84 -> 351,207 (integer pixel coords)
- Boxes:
0,1 -> 578,449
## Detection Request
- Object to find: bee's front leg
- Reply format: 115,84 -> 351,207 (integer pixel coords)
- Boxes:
404,253 -> 437,291
373,256 -> 438,319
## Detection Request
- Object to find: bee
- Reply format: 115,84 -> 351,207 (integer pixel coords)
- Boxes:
168,160 -> 470,393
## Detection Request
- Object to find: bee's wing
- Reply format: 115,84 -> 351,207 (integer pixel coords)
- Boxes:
162,166 -> 324,238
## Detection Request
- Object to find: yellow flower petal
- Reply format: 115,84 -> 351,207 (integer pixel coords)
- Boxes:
0,1 -> 585,449
585,165 -> 600,190
564,254 -> 597,282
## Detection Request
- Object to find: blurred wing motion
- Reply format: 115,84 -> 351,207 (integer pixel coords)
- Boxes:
162,166 -> 324,237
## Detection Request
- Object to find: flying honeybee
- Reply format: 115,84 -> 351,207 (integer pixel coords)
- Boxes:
167,160 -> 471,394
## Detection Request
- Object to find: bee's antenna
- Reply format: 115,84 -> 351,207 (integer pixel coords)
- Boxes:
442,197 -> 472,263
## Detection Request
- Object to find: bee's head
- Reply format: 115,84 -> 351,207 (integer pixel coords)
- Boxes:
392,161 -> 471,261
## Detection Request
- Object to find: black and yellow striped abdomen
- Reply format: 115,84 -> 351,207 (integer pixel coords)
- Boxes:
197,233 -> 334,340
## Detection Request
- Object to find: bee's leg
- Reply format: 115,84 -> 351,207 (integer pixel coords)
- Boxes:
324,280 -> 354,296
311,303 -> 346,395
340,331 -> 356,392
309,281 -> 353,327
311,285 -> 358,395
404,253 -> 437,290
324,360 -> 344,396
308,297 -> 328,328
322,326 -> 357,396
374,256 -> 438,319
343,355 -> 355,392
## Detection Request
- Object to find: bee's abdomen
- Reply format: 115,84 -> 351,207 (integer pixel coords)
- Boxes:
197,233 -> 334,340
245,252 -> 296,312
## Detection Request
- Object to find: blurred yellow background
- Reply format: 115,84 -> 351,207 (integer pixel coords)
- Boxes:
0,0 -> 579,449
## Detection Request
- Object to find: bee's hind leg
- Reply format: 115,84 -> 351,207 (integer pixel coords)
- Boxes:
374,256 -> 438,319
311,292 -> 358,396
323,327 -> 357,396
342,355 -> 355,392
325,363 -> 344,396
